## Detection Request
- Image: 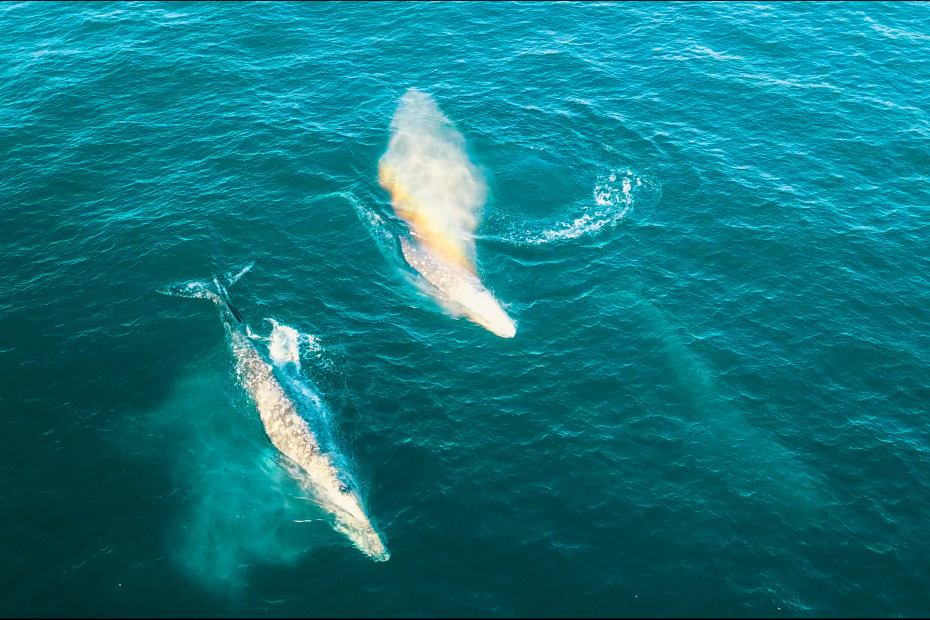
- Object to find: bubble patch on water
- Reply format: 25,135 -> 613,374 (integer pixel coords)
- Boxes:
512,167 -> 660,246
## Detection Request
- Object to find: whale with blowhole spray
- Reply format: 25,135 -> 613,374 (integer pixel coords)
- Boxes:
378,88 -> 516,338
158,263 -> 389,562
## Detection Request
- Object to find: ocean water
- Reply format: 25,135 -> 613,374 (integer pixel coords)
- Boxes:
2,1 -> 929,616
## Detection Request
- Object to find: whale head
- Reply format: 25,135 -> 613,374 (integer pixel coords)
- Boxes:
399,236 -> 516,338
447,277 -> 517,339
334,512 -> 391,563
313,474 -> 390,562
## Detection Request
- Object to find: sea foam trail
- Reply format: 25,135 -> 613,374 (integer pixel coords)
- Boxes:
267,318 -> 323,370
512,167 -> 661,246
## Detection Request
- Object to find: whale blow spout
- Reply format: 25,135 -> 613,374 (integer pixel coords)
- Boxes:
399,237 -> 515,338
379,88 -> 515,338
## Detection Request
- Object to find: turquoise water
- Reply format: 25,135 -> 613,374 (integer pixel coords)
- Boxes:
2,1 -> 929,616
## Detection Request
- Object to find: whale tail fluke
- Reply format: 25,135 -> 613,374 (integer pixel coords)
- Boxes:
157,279 -> 213,299
220,261 -> 254,287
157,261 -> 254,301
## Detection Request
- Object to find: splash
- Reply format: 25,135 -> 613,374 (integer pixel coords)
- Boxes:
267,319 -> 301,367
522,167 -> 660,245
265,318 -> 327,418
378,88 -> 486,272
266,318 -> 322,369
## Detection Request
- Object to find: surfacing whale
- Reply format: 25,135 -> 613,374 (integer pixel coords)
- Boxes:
396,236 -> 516,338
378,88 -> 516,338
158,263 -> 389,562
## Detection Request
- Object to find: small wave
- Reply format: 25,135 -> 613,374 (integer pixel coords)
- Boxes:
512,167 -> 660,246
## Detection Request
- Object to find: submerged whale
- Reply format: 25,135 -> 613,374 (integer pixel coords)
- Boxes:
158,264 -> 389,562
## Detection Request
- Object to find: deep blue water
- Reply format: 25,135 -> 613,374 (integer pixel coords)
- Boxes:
2,1 -> 930,616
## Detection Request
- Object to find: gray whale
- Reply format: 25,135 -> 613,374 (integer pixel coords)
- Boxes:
159,264 -> 389,562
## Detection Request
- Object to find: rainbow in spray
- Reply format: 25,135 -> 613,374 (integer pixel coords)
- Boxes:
378,89 -> 515,338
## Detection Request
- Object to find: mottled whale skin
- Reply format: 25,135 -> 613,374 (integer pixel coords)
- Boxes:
159,265 -> 389,562
399,237 -> 516,339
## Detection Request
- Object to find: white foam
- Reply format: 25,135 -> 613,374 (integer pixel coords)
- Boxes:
267,318 -> 301,368
520,167 -> 657,245
267,319 -> 324,367
265,318 -> 326,413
